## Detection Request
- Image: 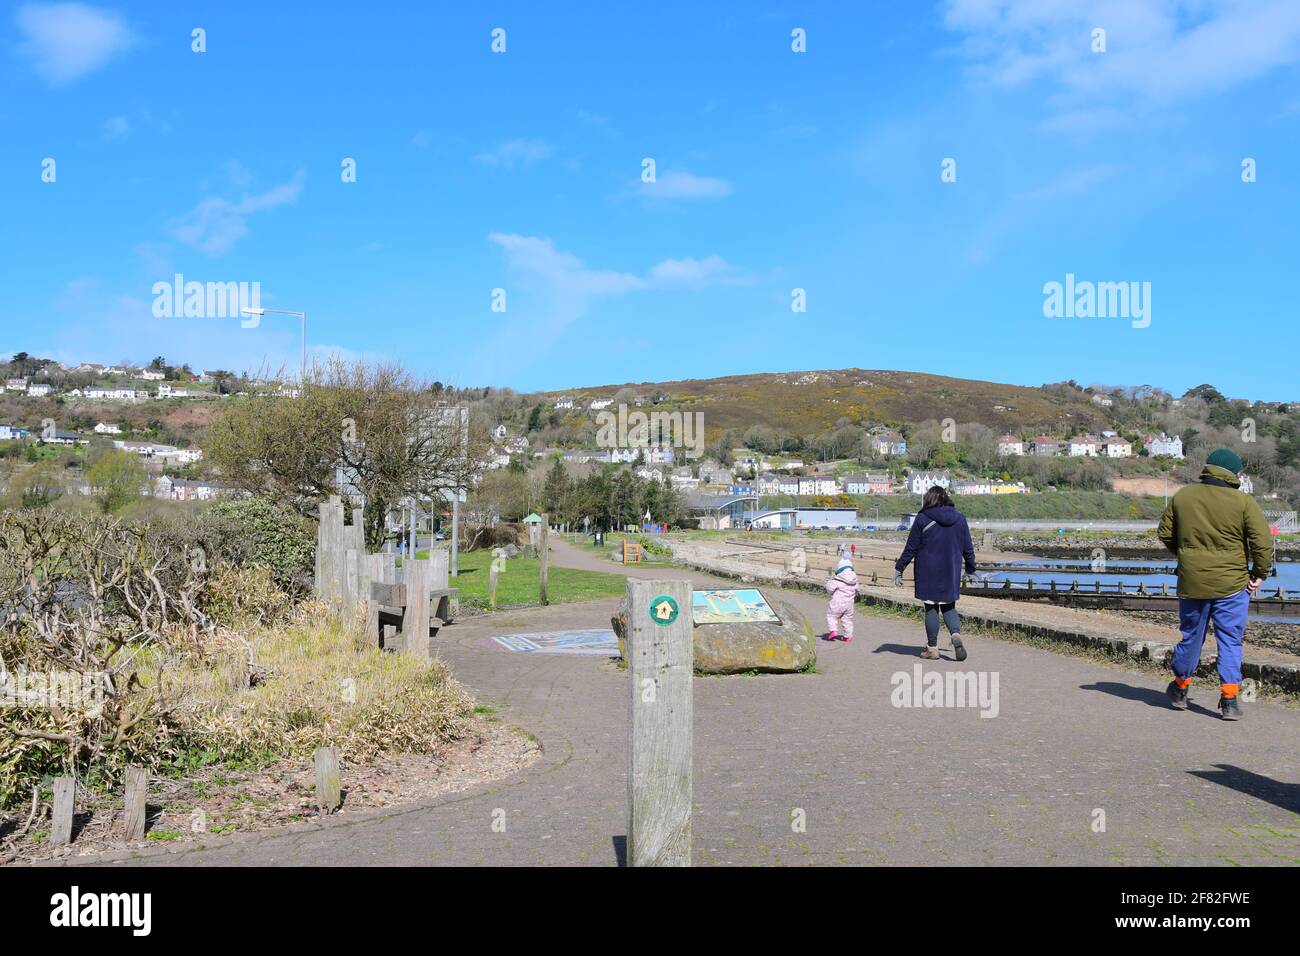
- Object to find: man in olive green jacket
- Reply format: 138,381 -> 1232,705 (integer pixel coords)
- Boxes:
1157,449 -> 1272,720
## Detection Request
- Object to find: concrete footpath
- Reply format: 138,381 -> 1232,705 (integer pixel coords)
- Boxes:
85,536 -> 1299,866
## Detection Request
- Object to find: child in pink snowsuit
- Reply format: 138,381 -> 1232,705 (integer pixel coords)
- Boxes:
825,552 -> 859,642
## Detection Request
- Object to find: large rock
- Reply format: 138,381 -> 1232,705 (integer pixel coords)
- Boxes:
611,594 -> 816,675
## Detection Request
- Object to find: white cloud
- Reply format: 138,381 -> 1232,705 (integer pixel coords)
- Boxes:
172,174 -> 304,256
648,255 -> 737,285
16,2 -> 134,85
641,169 -> 734,199
943,0 -> 1300,104
1023,163 -> 1125,201
474,138 -> 555,169
476,235 -> 743,379
102,114 -> 129,140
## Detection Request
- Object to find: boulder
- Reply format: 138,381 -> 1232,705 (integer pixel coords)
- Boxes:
504,543 -> 519,558
611,594 -> 816,675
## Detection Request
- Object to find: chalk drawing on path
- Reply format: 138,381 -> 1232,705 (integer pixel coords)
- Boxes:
491,629 -> 620,655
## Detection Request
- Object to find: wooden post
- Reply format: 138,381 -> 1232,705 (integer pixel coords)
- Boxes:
626,578 -> 693,867
343,548 -> 360,612
52,775 -> 75,846
123,767 -> 147,840
314,746 -> 342,814
539,514 -> 549,607
402,557 -> 433,657
362,554 -> 386,646
429,549 -> 450,591
488,556 -> 501,610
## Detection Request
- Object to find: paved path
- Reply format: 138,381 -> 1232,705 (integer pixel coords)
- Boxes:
95,536 -> 1299,866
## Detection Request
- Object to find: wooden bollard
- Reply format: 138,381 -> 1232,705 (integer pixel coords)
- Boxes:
314,745 -> 342,814
488,558 -> 500,610
52,775 -> 75,846
402,558 -> 433,657
123,767 -> 148,841
626,578 -> 693,867
539,515 -> 549,607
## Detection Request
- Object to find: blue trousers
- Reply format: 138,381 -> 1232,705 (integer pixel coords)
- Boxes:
1171,589 -> 1249,690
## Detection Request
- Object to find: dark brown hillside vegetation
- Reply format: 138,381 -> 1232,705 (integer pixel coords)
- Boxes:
540,368 -> 1110,440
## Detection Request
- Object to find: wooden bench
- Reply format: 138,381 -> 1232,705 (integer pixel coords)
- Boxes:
369,580 -> 459,652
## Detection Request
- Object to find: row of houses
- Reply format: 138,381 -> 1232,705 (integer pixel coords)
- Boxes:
997,432 -> 1184,460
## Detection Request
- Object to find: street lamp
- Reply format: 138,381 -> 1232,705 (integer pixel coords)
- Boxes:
242,306 -> 307,382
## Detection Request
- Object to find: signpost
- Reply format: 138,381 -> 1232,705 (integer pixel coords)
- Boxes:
626,578 -> 693,867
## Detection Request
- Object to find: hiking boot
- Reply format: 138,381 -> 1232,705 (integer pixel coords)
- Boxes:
1166,680 -> 1189,710
1219,695 -> 1242,721
838,632 -> 852,643
951,636 -> 967,662
920,646 -> 940,660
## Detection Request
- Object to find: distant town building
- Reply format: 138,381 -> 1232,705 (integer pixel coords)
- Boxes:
1144,433 -> 1184,459
870,433 -> 907,457
842,473 -> 893,495
1101,436 -> 1133,458
84,386 -> 138,401
906,471 -> 951,494
996,433 -> 1024,456
553,396 -> 574,409
27,383 -> 52,397
1091,394 -> 1114,407
797,475 -> 841,496
1068,436 -> 1101,457
5,378 -> 28,392
1029,436 -> 1060,456
94,422 -> 123,434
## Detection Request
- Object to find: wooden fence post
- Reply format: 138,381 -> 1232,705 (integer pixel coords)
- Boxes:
123,767 -> 148,840
315,496 -> 346,604
314,745 -> 341,814
402,558 -> 433,658
539,514 -> 549,607
488,557 -> 500,610
52,775 -> 76,846
625,578 -> 693,867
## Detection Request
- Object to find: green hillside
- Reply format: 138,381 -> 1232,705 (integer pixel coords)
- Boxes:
542,368 -> 1110,440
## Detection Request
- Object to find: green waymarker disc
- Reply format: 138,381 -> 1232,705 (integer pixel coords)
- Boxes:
649,595 -> 679,626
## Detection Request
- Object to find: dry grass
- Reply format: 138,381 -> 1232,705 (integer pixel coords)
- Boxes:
158,600 -> 476,765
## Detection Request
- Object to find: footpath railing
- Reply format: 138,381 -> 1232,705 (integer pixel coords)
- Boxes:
962,577 -> 1298,617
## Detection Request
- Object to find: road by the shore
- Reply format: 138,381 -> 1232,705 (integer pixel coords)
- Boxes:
74,536 -> 1300,867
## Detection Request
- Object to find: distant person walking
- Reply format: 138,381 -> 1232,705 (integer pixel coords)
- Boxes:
824,546 -> 859,642
894,486 -> 978,661
1158,449 -> 1272,720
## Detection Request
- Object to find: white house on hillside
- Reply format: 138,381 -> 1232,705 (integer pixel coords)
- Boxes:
1144,433 -> 1184,459
907,471 -> 951,494
996,434 -> 1024,456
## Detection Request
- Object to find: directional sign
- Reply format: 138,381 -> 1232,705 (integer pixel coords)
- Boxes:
649,594 -> 679,626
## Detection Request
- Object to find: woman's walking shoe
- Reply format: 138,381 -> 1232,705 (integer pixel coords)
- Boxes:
920,646 -> 940,660
951,636 -> 967,662
1219,695 -> 1242,721
1166,680 -> 1189,710
823,631 -> 838,642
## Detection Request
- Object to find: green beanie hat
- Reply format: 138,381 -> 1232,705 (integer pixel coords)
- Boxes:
1206,448 -> 1244,474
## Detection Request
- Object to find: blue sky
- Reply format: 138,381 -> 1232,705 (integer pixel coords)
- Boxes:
3,1 -> 1298,399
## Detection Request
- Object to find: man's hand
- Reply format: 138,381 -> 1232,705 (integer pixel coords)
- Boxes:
1247,577 -> 1264,596
893,572 -> 903,588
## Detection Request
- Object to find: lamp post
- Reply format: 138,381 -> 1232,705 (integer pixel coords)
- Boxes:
242,306 -> 307,382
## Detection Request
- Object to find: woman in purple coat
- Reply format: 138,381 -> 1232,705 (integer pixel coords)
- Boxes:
894,486 -> 979,660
